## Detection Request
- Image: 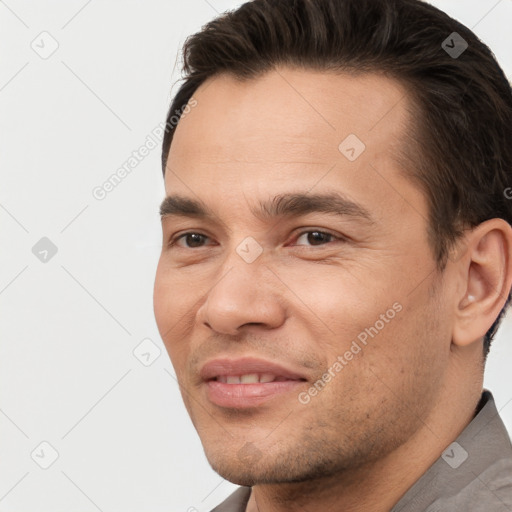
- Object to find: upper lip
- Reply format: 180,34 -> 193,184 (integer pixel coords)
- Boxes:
200,357 -> 308,381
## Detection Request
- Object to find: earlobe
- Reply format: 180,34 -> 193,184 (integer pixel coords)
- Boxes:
452,219 -> 512,348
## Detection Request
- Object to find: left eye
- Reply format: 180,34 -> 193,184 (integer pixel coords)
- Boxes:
294,230 -> 339,246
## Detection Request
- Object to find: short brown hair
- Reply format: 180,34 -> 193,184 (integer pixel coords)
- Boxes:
161,0 -> 512,360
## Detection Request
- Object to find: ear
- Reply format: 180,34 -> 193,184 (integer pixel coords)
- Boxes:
452,218 -> 512,349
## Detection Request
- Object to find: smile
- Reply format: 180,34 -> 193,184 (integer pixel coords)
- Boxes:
214,373 -> 298,384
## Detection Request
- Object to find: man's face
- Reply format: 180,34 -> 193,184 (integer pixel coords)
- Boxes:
153,68 -> 453,485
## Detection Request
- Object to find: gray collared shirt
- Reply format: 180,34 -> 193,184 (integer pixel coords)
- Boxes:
211,389 -> 512,511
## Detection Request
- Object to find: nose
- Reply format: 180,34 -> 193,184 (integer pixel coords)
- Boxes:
196,259 -> 287,336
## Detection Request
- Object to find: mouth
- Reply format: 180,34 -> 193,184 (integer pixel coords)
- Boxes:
200,357 -> 308,408
214,373 -> 300,384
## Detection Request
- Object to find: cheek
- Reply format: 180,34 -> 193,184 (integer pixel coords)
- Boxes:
153,260 -> 187,350
285,265 -> 417,386
153,258 -> 194,318
153,259 -> 202,364
153,261 -> 170,330
282,263 -> 390,338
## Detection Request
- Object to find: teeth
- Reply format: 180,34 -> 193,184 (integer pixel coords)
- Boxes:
240,374 -> 259,384
216,373 -> 278,384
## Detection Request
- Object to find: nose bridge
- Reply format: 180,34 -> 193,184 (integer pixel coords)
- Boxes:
197,242 -> 285,334
215,232 -> 268,295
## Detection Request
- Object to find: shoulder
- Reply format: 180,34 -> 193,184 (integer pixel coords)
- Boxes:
426,457 -> 512,511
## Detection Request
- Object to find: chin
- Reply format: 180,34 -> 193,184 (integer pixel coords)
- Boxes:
205,449 -> 331,487
208,458 -> 262,486
205,446 -> 281,486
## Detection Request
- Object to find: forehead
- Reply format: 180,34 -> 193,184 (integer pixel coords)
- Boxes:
168,68 -> 410,169
164,68 -> 425,227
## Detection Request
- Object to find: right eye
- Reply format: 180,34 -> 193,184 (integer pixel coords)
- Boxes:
168,232 -> 211,249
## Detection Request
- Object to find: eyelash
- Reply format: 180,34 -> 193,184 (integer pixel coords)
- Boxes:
167,229 -> 345,249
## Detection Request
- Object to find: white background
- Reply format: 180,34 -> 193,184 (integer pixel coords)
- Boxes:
1,1 -> 511,511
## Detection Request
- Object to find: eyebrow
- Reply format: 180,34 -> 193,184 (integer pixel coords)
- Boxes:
160,192 -> 375,226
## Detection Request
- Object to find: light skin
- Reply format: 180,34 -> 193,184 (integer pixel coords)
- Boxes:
153,67 -> 512,512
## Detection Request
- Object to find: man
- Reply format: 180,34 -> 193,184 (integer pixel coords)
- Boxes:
153,0 -> 512,510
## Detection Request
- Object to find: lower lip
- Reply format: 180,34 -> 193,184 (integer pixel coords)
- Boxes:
205,380 -> 305,408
